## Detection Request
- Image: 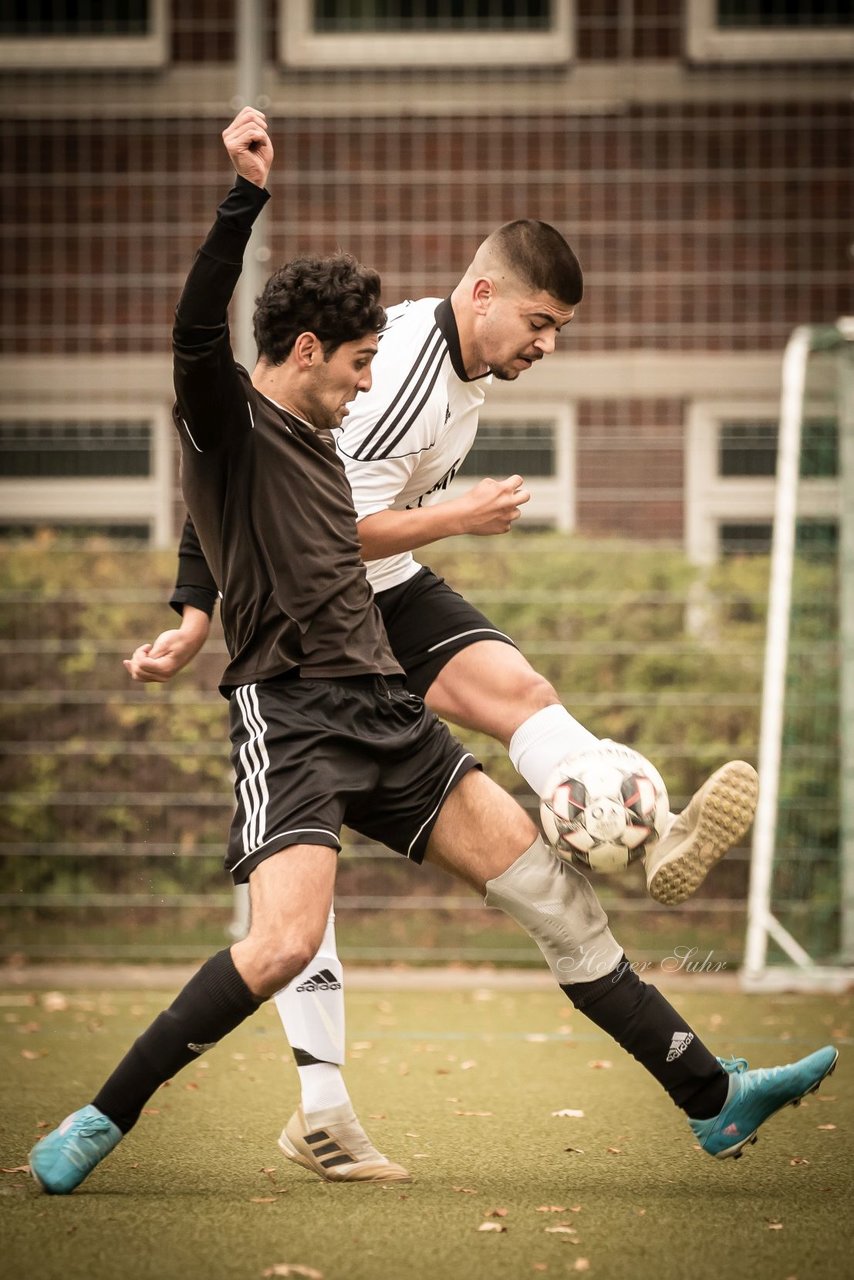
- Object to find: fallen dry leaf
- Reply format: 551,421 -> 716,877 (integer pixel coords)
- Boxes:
1,1165 -> 30,1174
588,1060 -> 612,1070
536,1206 -> 566,1213
767,1222 -> 784,1231
485,1207 -> 508,1218
477,1222 -> 507,1233
460,1060 -> 477,1070
262,1267 -> 323,1279
789,1157 -> 810,1166
552,1109 -> 584,1118
545,1225 -> 577,1235
606,1147 -> 622,1155
533,1266 -> 548,1273
41,992 -> 69,1012
564,1147 -> 585,1155
452,1186 -> 478,1194
251,1196 -> 277,1203
20,1050 -> 44,1061
817,1124 -> 837,1131
455,1110 -> 493,1117
573,1261 -> 590,1273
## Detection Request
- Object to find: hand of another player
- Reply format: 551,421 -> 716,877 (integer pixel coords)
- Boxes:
222,106 -> 274,189
123,621 -> 208,683
458,474 -> 531,535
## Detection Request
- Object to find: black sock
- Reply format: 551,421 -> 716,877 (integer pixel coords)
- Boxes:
561,956 -> 728,1119
92,948 -> 262,1133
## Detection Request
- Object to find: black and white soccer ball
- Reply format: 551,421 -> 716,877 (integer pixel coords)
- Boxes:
540,741 -> 669,873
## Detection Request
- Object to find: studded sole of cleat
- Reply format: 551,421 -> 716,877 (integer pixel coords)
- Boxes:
713,1051 -> 838,1160
649,762 -> 759,907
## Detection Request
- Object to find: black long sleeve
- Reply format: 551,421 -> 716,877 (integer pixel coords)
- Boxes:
172,175 -> 270,452
169,514 -> 220,618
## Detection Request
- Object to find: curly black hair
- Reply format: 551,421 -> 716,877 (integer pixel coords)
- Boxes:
253,253 -> 386,365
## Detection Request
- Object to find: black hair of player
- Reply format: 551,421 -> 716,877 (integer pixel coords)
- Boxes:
254,254 -> 386,366
492,220 -> 583,307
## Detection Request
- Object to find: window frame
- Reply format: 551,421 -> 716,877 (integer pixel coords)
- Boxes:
0,0 -> 169,70
457,401 -> 575,532
685,0 -> 854,63
279,0 -> 574,69
0,403 -> 174,547
684,399 -> 840,563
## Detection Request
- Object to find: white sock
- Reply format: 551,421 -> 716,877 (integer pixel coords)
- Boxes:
508,704 -> 599,797
274,908 -> 353,1117
297,1062 -> 351,1116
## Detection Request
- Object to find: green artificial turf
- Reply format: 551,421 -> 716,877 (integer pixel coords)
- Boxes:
1,981 -> 850,1280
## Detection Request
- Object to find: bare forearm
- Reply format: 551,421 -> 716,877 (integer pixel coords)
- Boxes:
358,501 -> 466,561
357,475 -> 531,560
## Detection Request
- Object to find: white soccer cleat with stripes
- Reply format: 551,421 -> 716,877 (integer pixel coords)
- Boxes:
278,1104 -> 412,1183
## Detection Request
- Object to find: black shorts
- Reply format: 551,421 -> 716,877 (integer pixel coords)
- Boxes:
226,674 -> 480,883
375,567 -> 517,698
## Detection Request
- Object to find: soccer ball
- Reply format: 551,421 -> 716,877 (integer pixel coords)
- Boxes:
540,741 -> 669,873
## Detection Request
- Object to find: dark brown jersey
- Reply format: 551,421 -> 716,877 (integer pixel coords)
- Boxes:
172,177 -> 402,692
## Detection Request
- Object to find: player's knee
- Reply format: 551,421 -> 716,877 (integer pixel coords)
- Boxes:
241,929 -> 320,998
484,837 -> 623,984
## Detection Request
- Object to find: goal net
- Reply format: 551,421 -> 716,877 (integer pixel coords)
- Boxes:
742,321 -> 854,991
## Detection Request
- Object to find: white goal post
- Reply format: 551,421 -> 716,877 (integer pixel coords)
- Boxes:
741,320 -> 854,993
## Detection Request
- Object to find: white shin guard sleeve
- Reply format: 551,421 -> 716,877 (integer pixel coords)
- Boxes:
484,837 -> 623,985
274,908 -> 346,1066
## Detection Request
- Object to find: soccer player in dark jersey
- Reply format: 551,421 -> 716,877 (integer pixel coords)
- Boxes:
30,110 -> 836,1196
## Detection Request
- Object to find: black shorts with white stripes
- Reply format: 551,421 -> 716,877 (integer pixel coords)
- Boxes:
226,673 -> 480,883
375,566 -> 518,698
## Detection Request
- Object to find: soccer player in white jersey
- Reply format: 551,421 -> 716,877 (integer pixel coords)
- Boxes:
127,219 -> 759,1183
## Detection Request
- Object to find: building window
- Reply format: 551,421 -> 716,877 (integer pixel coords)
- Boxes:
0,420 -> 153,479
281,0 -> 573,67
686,0 -> 854,62
685,401 -> 840,563
0,0 -> 169,69
718,418 -> 838,480
0,408 -> 173,547
454,406 -> 575,531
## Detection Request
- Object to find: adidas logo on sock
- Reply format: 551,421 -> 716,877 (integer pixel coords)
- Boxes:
666,1031 -> 694,1062
296,968 -> 342,993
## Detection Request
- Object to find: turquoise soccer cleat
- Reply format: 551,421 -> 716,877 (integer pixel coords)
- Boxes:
690,1045 -> 838,1159
29,1104 -> 123,1194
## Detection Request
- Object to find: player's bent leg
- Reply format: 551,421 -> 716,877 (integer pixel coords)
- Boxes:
232,843 -> 338,998
30,845 -> 335,1195
425,641 -> 595,770
274,908 -> 411,1183
645,760 -> 759,906
423,766 -> 539,891
483,834 -> 624,984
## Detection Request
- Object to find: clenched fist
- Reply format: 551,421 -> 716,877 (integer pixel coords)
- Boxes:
222,106 -> 274,189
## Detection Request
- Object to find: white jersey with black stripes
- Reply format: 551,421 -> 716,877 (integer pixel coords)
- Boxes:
335,296 -> 489,594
